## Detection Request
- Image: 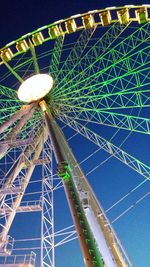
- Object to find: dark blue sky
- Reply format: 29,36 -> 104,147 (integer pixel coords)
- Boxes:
0,1 -> 150,267
0,0 -> 147,46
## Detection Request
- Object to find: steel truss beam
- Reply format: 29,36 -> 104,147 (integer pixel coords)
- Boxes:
53,22 -> 129,97
40,136 -> 54,267
0,133 -> 44,249
40,100 -> 132,267
58,109 -> 150,135
53,22 -> 150,99
54,27 -> 96,86
40,101 -> 104,267
29,40 -> 40,74
58,114 -> 150,181
49,36 -> 64,78
0,85 -> 17,99
0,105 -> 37,160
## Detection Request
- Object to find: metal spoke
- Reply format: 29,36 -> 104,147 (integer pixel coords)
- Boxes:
49,36 -> 64,78
1,60 -> 23,83
53,23 -> 150,98
58,114 -> 150,180
0,85 -> 17,99
53,43 -> 150,101
58,110 -> 150,135
0,5 -> 150,266
53,88 -> 150,115
29,40 -> 40,74
54,27 -> 96,86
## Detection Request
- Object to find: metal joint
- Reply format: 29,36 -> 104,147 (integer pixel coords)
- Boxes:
57,161 -> 71,182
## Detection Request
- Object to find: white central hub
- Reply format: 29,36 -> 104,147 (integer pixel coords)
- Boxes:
18,74 -> 53,103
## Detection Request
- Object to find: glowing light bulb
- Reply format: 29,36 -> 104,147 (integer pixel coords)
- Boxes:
18,74 -> 53,103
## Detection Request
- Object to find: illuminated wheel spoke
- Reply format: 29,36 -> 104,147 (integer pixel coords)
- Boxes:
53,22 -> 150,99
53,23 -> 130,98
57,114 -> 150,180
53,43 -> 150,102
49,35 -> 64,78
54,27 -> 96,87
29,40 -> 40,74
0,5 -> 149,266
1,60 -> 23,83
0,85 -> 17,99
54,88 -> 150,113
58,110 -> 150,135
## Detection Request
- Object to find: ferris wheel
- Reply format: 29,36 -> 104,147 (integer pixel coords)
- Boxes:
0,5 -> 149,267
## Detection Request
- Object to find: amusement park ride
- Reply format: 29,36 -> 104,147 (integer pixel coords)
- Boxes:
0,4 -> 149,267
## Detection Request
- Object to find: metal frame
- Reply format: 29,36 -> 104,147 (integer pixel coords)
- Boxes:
0,5 -> 149,266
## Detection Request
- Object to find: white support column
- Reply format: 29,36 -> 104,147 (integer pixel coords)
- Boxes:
0,133 -> 44,253
40,135 -> 55,267
0,104 -> 35,135
0,104 -> 37,159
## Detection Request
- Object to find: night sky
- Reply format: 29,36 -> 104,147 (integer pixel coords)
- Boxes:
0,1 -> 150,267
0,0 -> 148,46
